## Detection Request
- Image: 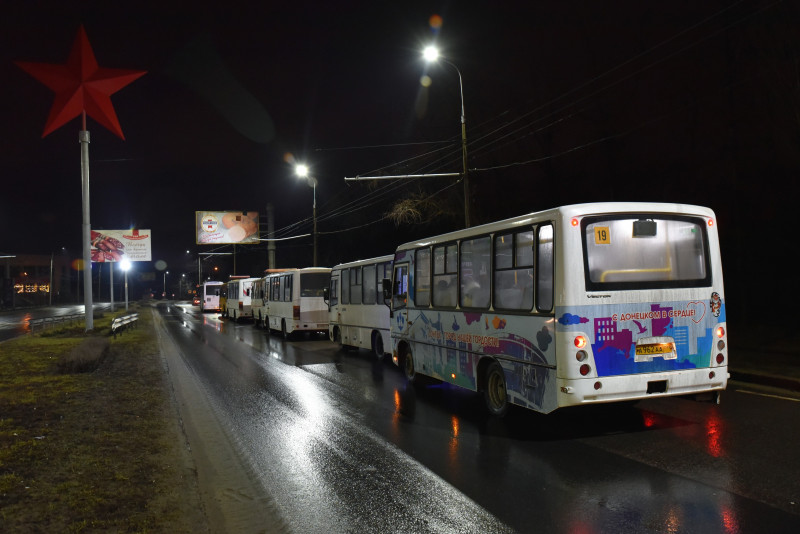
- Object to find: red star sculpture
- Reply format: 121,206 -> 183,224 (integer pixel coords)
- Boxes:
16,25 -> 146,139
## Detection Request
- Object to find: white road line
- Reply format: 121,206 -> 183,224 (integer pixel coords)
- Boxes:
736,389 -> 800,402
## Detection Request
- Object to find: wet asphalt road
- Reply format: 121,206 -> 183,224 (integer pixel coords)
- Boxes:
7,303 -> 799,532
154,302 -> 800,533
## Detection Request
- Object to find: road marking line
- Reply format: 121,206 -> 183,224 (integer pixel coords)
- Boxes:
737,389 -> 800,402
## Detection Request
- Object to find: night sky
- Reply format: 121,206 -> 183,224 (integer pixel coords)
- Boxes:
2,1 -> 797,326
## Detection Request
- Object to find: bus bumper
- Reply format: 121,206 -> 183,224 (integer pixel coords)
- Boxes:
556,367 -> 728,408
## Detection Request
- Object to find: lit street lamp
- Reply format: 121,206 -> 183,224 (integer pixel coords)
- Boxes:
295,164 -> 318,265
423,45 -> 470,228
120,259 -> 131,311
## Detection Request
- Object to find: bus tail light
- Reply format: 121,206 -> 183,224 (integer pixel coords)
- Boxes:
576,350 -> 588,362
716,353 -> 725,364
574,335 -> 587,349
580,364 -> 591,376
715,326 -> 725,338
293,306 -> 300,320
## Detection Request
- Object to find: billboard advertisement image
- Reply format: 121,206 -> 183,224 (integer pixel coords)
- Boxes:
196,211 -> 259,244
91,229 -> 152,262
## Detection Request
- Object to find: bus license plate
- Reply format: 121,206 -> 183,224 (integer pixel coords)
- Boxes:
635,343 -> 676,362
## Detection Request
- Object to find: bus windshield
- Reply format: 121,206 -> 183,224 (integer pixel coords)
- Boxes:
300,272 -> 330,297
583,215 -> 710,290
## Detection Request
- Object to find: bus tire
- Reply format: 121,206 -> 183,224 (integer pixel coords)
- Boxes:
483,361 -> 509,417
372,332 -> 384,360
403,348 -> 417,382
281,320 -> 291,340
333,327 -> 343,348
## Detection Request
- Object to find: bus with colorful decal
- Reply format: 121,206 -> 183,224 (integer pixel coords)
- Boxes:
386,202 -> 727,415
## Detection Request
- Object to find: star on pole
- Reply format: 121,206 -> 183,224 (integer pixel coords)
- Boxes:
15,25 -> 146,139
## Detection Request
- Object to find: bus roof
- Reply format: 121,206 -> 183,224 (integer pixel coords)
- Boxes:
331,254 -> 394,270
394,202 -> 716,251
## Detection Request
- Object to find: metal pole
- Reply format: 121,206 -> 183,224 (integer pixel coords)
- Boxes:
267,203 -> 275,269
450,61 -> 470,228
124,270 -> 129,311
80,125 -> 93,331
49,252 -> 53,306
110,262 -> 114,312
312,181 -> 317,266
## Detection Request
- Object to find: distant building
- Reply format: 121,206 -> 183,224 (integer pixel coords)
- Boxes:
1,253 -> 75,309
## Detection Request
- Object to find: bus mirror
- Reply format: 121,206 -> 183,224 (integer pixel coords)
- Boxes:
323,287 -> 329,304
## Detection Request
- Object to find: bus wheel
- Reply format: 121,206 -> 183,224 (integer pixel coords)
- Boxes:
403,349 -> 416,382
281,320 -> 291,340
483,361 -> 509,417
333,328 -> 343,348
373,333 -> 384,360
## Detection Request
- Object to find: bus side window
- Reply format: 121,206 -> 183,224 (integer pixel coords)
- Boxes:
415,248 -> 431,307
363,264 -> 377,304
341,268 -> 350,304
494,230 -> 533,310
433,244 -> 457,307
392,264 -> 408,310
460,236 -> 491,309
537,224 -> 554,312
329,277 -> 338,306
350,267 -> 362,304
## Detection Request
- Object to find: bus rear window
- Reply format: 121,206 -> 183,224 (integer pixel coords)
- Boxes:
583,215 -> 711,290
301,272 -> 330,297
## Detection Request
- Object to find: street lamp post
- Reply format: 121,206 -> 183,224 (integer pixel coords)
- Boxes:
163,270 -> 168,300
423,45 -> 470,228
295,164 -> 318,265
121,259 -> 131,311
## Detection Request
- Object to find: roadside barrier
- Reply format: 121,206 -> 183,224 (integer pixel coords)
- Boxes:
111,313 -> 139,337
28,313 -> 84,333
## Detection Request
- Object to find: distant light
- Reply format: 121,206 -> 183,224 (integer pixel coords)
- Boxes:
120,259 -> 131,271
295,164 -> 309,178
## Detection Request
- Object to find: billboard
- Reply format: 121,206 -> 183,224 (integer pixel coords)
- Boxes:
195,211 -> 259,244
91,229 -> 152,262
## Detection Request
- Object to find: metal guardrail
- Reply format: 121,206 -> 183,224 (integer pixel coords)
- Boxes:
111,313 -> 139,337
28,313 -> 85,333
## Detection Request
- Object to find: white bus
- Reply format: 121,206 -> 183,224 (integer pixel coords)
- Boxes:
328,255 -> 393,358
259,267 -> 331,339
252,269 -> 293,329
225,276 -> 259,322
387,202 -> 727,416
200,281 -> 224,312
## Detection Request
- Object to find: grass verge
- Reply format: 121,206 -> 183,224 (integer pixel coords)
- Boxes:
0,304 -> 202,533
